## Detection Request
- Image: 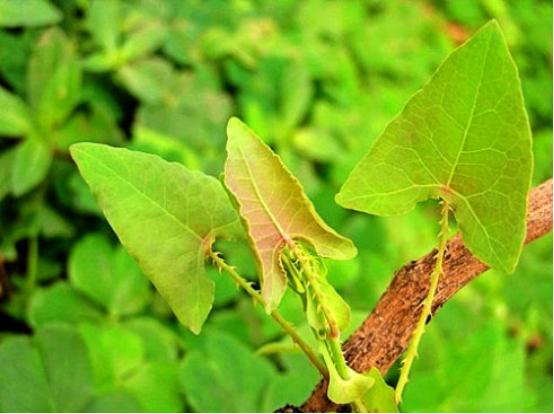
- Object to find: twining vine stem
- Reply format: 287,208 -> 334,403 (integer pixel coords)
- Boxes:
208,249 -> 329,378
395,200 -> 450,404
287,244 -> 369,413
300,180 -> 552,412
287,245 -> 349,377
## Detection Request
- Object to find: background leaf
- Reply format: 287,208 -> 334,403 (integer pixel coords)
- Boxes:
11,138 -> 52,196
0,0 -> 61,28
403,319 -> 534,412
179,331 -> 275,412
0,86 -> 32,137
28,282 -> 103,328
27,28 -> 81,130
0,324 -> 94,412
69,233 -> 151,317
362,368 -> 398,413
0,336 -> 51,412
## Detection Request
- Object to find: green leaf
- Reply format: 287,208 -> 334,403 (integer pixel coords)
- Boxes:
36,204 -> 75,238
130,125 -> 200,169
319,342 -> 374,405
53,109 -> 123,151
0,0 -> 61,27
0,147 -> 16,201
11,138 -> 53,196
27,282 -> 103,328
87,0 -> 120,52
293,128 -> 343,162
79,323 -> 145,389
121,21 -> 168,61
124,362 -> 182,412
206,265 -> 240,307
0,336 -> 51,412
304,274 -> 351,336
361,368 -> 398,413
78,323 -> 182,411
0,324 -> 95,412
282,242 -> 351,337
69,233 -> 151,317
35,324 -> 95,411
280,61 -> 313,134
70,143 -> 242,333
403,323 -> 533,412
224,117 -> 357,310
0,86 -> 32,137
85,392 -> 142,413
261,353 -> 320,412
179,331 -> 275,412
116,58 -> 173,104
27,28 -> 81,129
0,30 -> 33,92
123,317 -> 179,362
78,320 -> 181,411
336,21 -> 532,273
135,69 -> 232,157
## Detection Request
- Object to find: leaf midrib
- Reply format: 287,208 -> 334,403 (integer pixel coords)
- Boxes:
439,31 -> 502,266
237,146 -> 291,244
446,30 -> 493,187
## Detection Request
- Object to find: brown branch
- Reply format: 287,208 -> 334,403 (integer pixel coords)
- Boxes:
301,179 -> 553,412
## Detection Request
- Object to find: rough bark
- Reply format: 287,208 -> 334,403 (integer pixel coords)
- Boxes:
301,179 -> 553,412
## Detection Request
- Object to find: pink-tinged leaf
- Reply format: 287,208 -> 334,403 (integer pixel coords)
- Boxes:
224,117 -> 357,311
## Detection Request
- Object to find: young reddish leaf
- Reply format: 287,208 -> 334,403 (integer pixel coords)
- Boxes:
224,118 -> 357,311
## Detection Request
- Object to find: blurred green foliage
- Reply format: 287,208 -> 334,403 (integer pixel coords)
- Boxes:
0,0 -> 551,412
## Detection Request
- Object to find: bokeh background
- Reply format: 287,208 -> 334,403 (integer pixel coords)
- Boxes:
0,0 -> 551,412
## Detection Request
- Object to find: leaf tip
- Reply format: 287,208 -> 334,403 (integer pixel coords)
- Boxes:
499,256 -> 519,275
485,18 -> 502,31
343,240 -> 358,259
226,116 -> 247,139
477,19 -> 504,40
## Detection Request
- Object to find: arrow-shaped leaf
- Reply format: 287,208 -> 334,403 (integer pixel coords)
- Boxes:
224,118 -> 356,311
71,143 -> 242,333
336,21 -> 532,273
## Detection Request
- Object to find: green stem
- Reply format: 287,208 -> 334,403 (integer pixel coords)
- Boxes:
25,236 -> 38,294
291,244 -> 339,338
395,201 -> 450,404
352,398 -> 369,413
286,244 -> 353,386
209,250 -> 329,379
327,337 -> 349,380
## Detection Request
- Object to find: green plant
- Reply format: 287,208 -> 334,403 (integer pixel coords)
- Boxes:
336,20 -> 532,404
0,1 -> 550,412
70,21 -> 533,412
